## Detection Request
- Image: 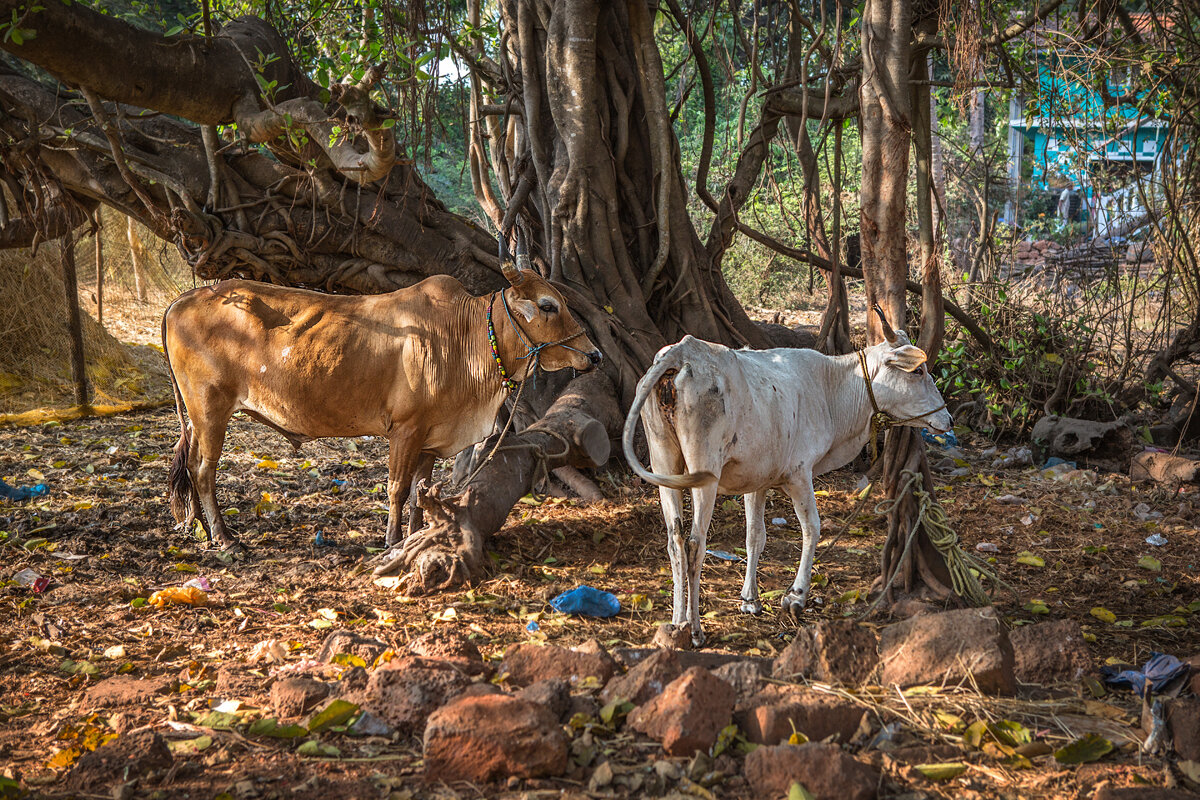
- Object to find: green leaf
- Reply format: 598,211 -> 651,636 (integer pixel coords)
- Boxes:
296,739 -> 341,758
914,763 -> 968,781
248,718 -> 306,738
1054,733 -> 1114,764
330,652 -> 367,668
599,698 -> 633,725
1016,552 -> 1045,567
788,782 -> 817,800
1137,555 -> 1162,572
306,699 -> 359,733
1024,599 -> 1049,615
194,711 -> 240,730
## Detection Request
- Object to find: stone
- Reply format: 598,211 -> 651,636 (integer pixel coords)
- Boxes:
270,677 -> 329,718
600,649 -> 682,706
878,606 -> 1015,695
710,659 -> 768,699
516,679 -> 571,721
500,639 -> 617,688
1031,415 -> 1132,473
1130,451 -> 1200,484
315,630 -> 390,665
361,656 -> 472,734
1092,789 -> 1199,800
772,620 -> 880,686
331,665 -> 370,705
1165,697 -> 1200,761
63,731 -> 172,791
423,694 -> 568,782
627,666 -> 736,756
214,665 -> 267,700
651,622 -> 693,650
1009,619 -> 1092,685
744,742 -> 878,800
83,675 -> 172,708
735,685 -> 866,745
406,628 -> 489,676
1186,655 -> 1200,696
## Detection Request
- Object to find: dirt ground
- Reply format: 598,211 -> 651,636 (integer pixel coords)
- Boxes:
1,406 -> 1198,799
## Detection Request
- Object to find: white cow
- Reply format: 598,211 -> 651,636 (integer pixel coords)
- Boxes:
622,310 -> 953,645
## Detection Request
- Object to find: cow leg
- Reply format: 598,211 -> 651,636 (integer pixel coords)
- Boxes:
385,438 -> 420,548
406,453 -> 436,538
781,469 -> 820,621
685,483 -> 718,646
740,490 -> 767,615
188,412 -> 241,551
659,486 -> 687,625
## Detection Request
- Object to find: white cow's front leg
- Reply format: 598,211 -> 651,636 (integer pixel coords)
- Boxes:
660,487 -> 687,625
685,483 -> 718,646
740,491 -> 767,615
781,469 -> 820,621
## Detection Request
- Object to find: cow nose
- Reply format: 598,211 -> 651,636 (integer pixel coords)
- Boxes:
587,350 -> 603,365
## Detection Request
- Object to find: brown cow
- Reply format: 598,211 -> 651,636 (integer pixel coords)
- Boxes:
163,259 -> 601,551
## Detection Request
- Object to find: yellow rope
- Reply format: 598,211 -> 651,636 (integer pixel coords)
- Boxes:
869,469 -> 1014,611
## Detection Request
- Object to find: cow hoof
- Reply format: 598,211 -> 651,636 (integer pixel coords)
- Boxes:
780,590 -> 808,621
740,598 -> 763,615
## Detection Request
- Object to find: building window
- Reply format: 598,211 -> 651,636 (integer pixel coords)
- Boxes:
1142,138 -> 1158,156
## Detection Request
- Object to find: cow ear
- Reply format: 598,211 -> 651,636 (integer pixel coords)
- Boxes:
883,344 -> 928,372
510,297 -> 537,322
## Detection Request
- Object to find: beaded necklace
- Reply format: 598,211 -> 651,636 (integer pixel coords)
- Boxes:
487,293 -> 518,392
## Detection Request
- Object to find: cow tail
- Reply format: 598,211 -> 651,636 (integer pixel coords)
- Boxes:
162,305 -> 195,527
622,349 -> 717,490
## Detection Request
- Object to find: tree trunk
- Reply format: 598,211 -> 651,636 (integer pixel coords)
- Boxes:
59,232 -> 90,406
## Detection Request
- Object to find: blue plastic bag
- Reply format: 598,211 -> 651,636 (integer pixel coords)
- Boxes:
920,428 -> 959,449
0,479 -> 48,502
1100,652 -> 1190,697
549,585 -> 621,618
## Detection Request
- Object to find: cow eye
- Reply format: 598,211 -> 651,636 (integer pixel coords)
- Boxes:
539,299 -> 558,314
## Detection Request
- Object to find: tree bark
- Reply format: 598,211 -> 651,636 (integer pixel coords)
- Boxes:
59,233 -> 90,406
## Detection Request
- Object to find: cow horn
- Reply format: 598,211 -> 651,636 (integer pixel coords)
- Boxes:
873,303 -> 898,343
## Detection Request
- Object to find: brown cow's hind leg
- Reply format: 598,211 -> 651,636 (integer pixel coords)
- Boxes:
188,408 -> 242,552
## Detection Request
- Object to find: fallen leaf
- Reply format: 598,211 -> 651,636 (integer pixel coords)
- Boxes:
1054,733 -> 1114,764
1137,555 -> 1162,572
914,763 -> 968,781
306,699 -> 359,733
1016,552 -> 1045,567
1090,606 -> 1117,624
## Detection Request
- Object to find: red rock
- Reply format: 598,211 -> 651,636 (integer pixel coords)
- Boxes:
710,659 -> 768,699
1186,655 -> 1200,696
423,694 -> 568,782
744,742 -> 878,800
83,675 -> 172,708
64,731 -> 172,791
1130,451 -> 1200,484
735,685 -> 866,745
601,648 -> 682,706
627,666 -> 736,756
878,607 -> 1015,694
1009,619 -> 1092,685
362,656 -> 472,734
516,679 -> 571,720
772,620 -> 880,686
500,639 -> 617,688
316,630 -> 390,665
406,628 -> 489,676
1165,697 -> 1200,761
270,677 -> 329,717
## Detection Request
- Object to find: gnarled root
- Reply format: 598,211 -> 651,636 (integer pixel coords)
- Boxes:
373,480 -> 484,594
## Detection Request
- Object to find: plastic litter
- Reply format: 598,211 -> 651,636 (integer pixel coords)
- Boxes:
1100,652 -> 1190,698
348,711 -> 394,737
995,494 -> 1026,505
992,446 -> 1032,469
331,479 -> 347,487
526,620 -> 540,632
148,586 -> 209,607
13,568 -> 49,592
771,517 -> 788,526
1145,533 -> 1168,547
1132,503 -> 1163,521
1020,513 -> 1037,526
920,428 -> 959,448
706,549 -> 742,562
314,530 -> 332,547
182,576 -> 213,591
975,542 -> 1000,553
1043,457 -> 1076,469
0,479 -> 48,502
549,585 -> 621,618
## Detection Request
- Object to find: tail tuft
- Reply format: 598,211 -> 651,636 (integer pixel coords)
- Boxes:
168,430 -> 194,526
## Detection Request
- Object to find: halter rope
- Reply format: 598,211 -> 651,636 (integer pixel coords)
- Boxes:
856,348 -> 948,465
